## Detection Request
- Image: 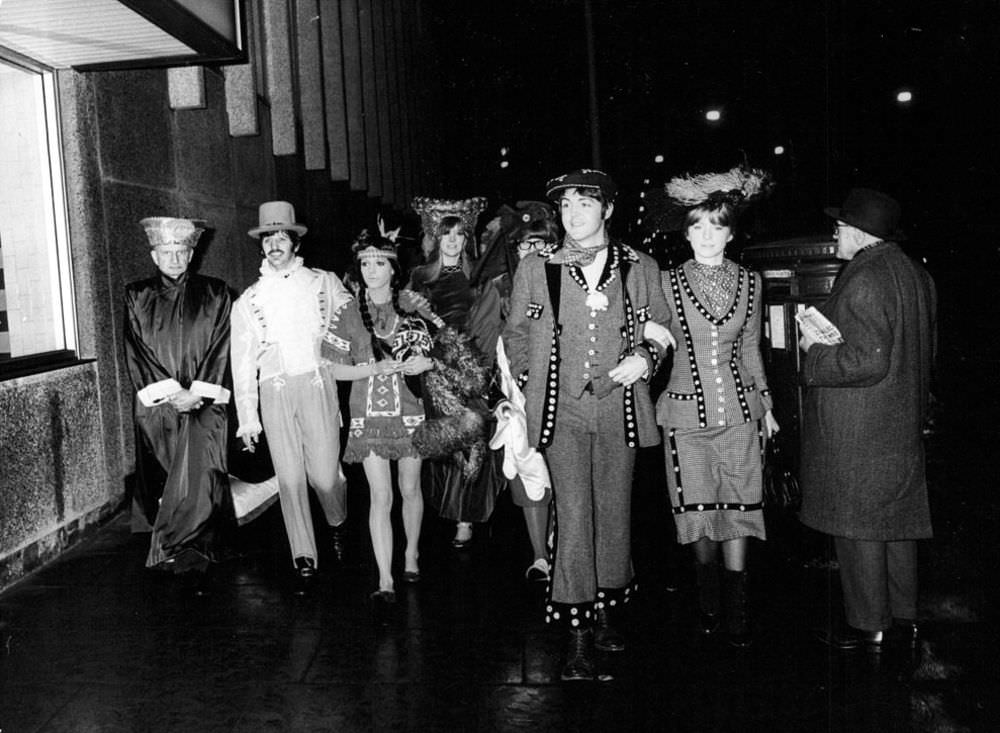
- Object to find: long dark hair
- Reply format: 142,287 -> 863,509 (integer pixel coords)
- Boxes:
351,230 -> 404,360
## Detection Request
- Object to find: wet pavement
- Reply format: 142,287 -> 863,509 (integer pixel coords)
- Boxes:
1,268 -> 998,732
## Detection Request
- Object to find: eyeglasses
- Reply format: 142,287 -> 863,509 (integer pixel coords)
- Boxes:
517,238 -> 545,251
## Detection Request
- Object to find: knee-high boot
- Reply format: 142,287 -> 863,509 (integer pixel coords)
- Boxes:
723,569 -> 752,648
695,560 -> 721,634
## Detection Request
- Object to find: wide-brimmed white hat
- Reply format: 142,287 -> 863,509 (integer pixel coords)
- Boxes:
248,201 -> 307,238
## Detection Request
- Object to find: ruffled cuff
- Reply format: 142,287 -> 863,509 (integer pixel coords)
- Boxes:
191,380 -> 231,405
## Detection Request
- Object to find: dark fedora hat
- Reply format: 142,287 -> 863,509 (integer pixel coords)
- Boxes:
824,188 -> 907,241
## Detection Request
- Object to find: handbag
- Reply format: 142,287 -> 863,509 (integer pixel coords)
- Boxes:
762,435 -> 802,511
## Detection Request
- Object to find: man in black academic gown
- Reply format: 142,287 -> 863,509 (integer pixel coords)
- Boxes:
124,217 -> 234,581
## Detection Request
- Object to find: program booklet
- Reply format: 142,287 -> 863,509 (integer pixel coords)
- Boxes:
795,306 -> 843,345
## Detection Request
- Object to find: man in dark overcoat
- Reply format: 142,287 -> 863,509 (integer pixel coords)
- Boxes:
503,169 -> 673,681
798,188 -> 936,650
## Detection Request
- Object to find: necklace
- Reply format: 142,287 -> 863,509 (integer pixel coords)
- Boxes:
368,299 -> 398,340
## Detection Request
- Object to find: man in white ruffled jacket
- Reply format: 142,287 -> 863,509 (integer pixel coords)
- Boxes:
231,201 -> 353,589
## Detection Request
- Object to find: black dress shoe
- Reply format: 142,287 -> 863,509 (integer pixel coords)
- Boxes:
817,624 -> 883,651
886,620 -> 920,649
593,607 -> 625,652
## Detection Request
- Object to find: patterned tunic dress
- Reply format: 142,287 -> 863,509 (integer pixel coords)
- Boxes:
323,299 -> 427,462
656,259 -> 773,544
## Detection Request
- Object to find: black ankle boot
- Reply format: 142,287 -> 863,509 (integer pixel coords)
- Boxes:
293,556 -> 316,596
560,628 -> 596,681
723,569 -> 751,648
594,606 -> 625,652
695,560 -> 721,635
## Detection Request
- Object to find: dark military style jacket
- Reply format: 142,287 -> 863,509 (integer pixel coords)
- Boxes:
503,241 -> 671,450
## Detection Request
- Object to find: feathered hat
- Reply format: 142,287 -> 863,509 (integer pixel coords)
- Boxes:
644,166 -> 773,233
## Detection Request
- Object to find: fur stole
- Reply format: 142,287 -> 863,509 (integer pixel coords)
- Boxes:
411,327 -> 491,477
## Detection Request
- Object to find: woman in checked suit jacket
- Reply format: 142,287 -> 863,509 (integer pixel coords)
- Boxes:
654,168 -> 779,648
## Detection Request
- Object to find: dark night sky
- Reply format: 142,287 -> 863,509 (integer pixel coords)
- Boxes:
420,0 -> 999,251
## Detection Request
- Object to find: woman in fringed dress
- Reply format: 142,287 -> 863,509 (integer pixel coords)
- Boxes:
324,228 -> 438,613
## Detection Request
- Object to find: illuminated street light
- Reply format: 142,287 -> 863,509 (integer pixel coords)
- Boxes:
896,90 -> 913,103
654,154 -> 664,164
774,146 -> 785,155
706,109 -> 721,122
500,160 -> 509,169
500,146 -> 509,156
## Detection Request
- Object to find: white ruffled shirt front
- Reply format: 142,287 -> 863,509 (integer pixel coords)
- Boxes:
230,256 -> 352,437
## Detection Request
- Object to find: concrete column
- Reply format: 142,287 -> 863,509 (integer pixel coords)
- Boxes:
319,0 -> 349,181
167,66 -> 205,110
387,0 -> 409,204
295,0 -> 326,170
261,0 -> 296,156
340,0 -> 367,191
358,0 -> 382,198
224,63 -> 259,136
372,0 -> 395,206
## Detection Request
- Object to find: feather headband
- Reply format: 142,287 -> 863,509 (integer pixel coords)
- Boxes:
352,226 -> 398,259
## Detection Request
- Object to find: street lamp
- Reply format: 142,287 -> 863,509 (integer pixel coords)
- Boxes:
896,90 -> 913,104
705,109 -> 721,122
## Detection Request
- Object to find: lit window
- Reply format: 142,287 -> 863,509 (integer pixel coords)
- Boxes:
0,52 -> 75,370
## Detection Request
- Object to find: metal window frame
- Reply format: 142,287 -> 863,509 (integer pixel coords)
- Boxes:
0,49 -> 78,380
